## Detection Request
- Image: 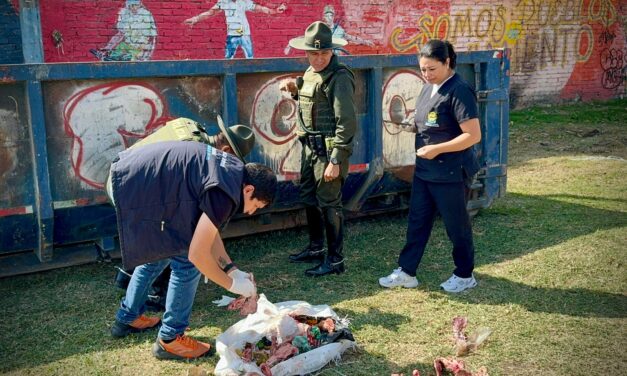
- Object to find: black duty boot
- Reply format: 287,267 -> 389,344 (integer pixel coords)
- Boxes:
305,256 -> 345,276
289,206 -> 326,263
304,207 -> 345,277
289,245 -> 326,263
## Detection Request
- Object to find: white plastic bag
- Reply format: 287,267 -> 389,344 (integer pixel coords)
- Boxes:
214,294 -> 355,376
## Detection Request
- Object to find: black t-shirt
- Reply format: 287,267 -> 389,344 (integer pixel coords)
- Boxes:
412,73 -> 480,183
199,187 -> 237,231
414,73 -> 478,148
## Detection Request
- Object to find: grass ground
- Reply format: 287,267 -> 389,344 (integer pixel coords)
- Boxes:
1,99 -> 625,375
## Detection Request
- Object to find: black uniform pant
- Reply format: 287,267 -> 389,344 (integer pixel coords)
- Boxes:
299,143 -> 347,209
299,143 -> 348,261
398,175 -> 475,278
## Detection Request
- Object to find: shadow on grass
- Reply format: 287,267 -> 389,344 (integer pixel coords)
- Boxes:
472,192 -> 627,264
244,191 -> 627,318
330,348 -> 434,376
1,191 -> 625,372
446,273 -> 627,318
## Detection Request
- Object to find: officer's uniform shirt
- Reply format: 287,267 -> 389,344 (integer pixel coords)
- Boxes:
296,54 -> 356,164
413,72 -> 479,183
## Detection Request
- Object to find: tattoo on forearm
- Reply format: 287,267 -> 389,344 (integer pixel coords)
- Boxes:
218,257 -> 228,268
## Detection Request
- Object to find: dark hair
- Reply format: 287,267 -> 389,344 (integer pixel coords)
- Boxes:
243,163 -> 277,205
419,39 -> 457,69
211,132 -> 229,150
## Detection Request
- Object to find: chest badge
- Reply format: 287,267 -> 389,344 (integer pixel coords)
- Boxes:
426,111 -> 439,127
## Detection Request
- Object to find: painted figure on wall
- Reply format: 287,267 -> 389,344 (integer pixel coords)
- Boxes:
284,5 -> 374,56
184,0 -> 287,59
90,0 -> 157,62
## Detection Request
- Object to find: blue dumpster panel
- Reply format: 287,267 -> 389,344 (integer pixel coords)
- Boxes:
0,83 -> 38,253
42,78 -> 226,201
0,83 -> 34,208
0,52 -> 510,274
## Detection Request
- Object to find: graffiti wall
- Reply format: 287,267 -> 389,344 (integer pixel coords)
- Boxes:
11,0 -> 617,106
43,77 -> 224,197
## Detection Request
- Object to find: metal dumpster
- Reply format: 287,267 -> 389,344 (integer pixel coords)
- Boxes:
0,51 -> 510,277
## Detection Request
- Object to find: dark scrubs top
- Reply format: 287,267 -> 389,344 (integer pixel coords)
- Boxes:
413,73 -> 480,183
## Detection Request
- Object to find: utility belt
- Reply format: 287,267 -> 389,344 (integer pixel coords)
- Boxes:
300,133 -> 335,160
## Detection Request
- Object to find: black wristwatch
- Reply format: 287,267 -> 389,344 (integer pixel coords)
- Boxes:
330,157 -> 340,165
222,262 -> 237,274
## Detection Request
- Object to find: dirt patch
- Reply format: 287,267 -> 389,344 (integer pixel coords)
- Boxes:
509,123 -> 627,165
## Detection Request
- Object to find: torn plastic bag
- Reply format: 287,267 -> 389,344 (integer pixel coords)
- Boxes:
214,294 -> 355,376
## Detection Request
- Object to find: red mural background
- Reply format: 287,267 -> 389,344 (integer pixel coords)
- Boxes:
7,0 -> 626,106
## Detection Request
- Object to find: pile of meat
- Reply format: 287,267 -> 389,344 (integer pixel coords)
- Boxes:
235,315 -> 353,376
226,274 -> 259,316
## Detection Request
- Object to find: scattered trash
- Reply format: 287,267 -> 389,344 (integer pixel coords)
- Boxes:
451,316 -> 491,356
215,294 -> 355,376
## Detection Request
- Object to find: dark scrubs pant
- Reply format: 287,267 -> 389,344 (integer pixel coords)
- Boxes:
398,175 -> 475,278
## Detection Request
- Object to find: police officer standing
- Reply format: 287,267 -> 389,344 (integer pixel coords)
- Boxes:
281,21 -> 356,277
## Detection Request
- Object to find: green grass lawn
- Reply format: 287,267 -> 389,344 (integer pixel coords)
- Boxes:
1,99 -> 625,375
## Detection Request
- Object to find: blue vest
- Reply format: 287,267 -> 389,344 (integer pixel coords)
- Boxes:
110,141 -> 243,269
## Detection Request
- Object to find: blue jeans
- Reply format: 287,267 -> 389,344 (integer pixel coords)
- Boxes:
225,35 -> 253,59
115,255 -> 201,340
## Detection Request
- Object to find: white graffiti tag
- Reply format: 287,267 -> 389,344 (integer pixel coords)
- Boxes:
250,74 -> 302,178
63,82 -> 168,188
382,69 -> 424,167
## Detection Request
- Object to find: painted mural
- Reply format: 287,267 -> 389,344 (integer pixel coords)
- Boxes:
387,0 -> 626,105
283,4 -> 375,56
30,65 -> 418,196
29,0 -> 624,104
63,82 -> 169,187
1,0 -> 624,208
90,0 -> 157,62
248,73 -> 302,177
184,0 -> 287,59
381,68 -> 425,168
43,77 -> 225,193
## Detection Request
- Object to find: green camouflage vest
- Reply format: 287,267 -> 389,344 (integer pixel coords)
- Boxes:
297,61 -> 352,137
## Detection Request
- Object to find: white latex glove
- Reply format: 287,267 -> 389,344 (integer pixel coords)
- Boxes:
228,277 -> 256,298
212,295 -> 236,307
228,269 -> 250,280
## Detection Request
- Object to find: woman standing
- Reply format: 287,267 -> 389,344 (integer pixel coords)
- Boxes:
379,39 -> 481,293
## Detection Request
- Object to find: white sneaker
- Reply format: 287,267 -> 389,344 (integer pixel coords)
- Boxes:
379,268 -> 419,288
440,274 -> 477,293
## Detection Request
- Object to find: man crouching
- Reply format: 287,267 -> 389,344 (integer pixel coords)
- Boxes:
107,141 -> 276,360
